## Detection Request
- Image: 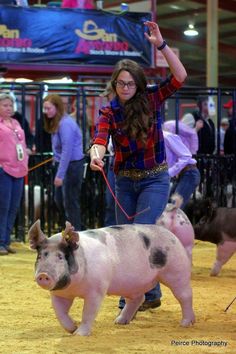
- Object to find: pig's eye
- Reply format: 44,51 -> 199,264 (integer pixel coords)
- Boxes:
43,251 -> 49,257
199,217 -> 206,225
57,253 -> 64,260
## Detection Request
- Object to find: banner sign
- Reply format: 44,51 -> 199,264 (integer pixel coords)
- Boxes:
0,6 -> 152,66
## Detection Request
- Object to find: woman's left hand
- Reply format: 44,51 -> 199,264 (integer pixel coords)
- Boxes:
54,176 -> 63,187
144,21 -> 164,47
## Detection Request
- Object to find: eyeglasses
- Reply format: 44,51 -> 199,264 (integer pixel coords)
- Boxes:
115,80 -> 136,89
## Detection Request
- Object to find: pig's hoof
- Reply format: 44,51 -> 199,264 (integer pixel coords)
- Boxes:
210,263 -> 221,276
114,314 -> 130,325
73,326 -> 91,336
180,317 -> 195,327
210,269 -> 219,276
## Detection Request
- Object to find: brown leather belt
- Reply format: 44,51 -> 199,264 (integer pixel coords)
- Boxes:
118,163 -> 168,181
180,164 -> 197,175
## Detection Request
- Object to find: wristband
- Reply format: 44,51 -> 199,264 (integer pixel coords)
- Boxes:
157,40 -> 167,51
91,145 -> 100,160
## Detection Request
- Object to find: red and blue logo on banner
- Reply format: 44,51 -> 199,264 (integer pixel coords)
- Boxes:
0,6 -> 152,66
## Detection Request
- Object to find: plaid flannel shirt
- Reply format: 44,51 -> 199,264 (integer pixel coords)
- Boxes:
93,75 -> 183,174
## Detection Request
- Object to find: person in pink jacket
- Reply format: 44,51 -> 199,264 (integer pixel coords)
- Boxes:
0,93 -> 28,255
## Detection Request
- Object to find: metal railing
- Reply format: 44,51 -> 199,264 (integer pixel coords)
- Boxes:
2,82 -> 234,241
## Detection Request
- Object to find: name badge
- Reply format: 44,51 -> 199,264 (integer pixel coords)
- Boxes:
16,143 -> 24,161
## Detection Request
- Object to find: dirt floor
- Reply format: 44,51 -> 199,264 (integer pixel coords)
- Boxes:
0,239 -> 235,354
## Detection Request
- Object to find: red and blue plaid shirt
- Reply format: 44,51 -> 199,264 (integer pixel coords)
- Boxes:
93,75 -> 183,174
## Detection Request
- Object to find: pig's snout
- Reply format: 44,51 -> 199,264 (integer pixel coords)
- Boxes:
36,272 -> 54,290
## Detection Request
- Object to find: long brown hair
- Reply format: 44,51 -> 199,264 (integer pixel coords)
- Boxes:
43,94 -> 65,133
111,59 -> 151,143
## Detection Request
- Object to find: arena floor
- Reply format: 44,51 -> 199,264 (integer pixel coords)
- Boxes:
0,240 -> 235,354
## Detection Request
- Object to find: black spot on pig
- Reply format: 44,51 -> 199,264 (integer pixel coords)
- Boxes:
109,226 -> 124,231
87,230 -> 97,235
35,242 -> 49,270
59,244 -> 78,274
52,274 -> 70,291
85,230 -> 107,244
149,248 -> 167,268
138,232 -> 151,249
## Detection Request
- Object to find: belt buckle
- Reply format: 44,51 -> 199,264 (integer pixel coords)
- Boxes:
136,171 -> 142,179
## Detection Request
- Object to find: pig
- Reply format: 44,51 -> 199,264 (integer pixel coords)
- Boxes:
193,202 -> 236,276
156,194 -> 195,261
29,220 -> 195,336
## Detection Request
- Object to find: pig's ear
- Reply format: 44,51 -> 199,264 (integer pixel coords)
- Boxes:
28,220 -> 46,249
61,221 -> 79,250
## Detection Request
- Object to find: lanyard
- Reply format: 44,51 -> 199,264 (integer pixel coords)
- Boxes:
1,119 -> 24,161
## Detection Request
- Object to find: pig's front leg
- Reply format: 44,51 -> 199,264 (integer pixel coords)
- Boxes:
73,291 -> 106,336
51,295 -> 77,333
115,295 -> 145,325
211,242 -> 236,276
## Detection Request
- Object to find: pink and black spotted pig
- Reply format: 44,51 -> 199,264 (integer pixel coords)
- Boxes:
29,220 -> 195,336
156,194 -> 195,262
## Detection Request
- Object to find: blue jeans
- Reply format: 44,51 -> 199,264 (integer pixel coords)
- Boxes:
0,168 -> 24,248
116,171 -> 170,306
170,168 -> 201,209
54,159 -> 85,231
104,158 -> 116,227
115,171 -> 170,225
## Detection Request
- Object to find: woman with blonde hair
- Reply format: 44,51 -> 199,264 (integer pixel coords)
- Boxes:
0,93 -> 28,255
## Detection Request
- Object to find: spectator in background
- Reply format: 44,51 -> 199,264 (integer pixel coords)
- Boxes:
224,99 -> 233,119
163,130 -> 200,209
223,99 -> 236,155
182,112 -> 204,134
163,116 -> 199,155
0,91 -> 35,153
192,96 -> 216,154
0,93 -> 28,255
61,0 -> 94,8
219,118 -> 229,155
43,94 -> 85,231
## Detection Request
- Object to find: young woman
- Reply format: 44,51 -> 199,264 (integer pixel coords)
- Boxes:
43,94 -> 85,231
90,21 -> 187,310
0,93 -> 28,255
